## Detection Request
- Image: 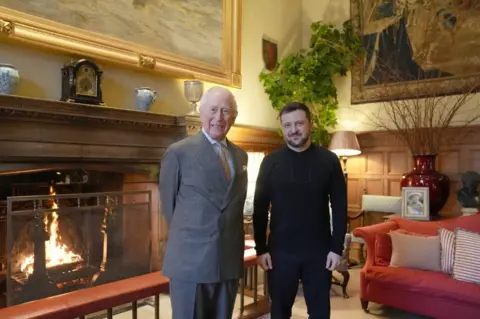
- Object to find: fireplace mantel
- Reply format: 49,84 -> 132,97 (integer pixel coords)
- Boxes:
0,94 -> 186,165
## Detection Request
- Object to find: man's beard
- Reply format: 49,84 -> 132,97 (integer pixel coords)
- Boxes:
286,134 -> 309,148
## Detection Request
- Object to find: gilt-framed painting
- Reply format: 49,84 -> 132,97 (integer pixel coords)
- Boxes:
350,0 -> 480,104
0,0 -> 242,88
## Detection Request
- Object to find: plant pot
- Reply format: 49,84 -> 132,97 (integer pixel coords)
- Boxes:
0,63 -> 20,94
400,154 -> 450,219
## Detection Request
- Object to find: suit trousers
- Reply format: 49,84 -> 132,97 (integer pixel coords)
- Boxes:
169,279 -> 239,319
268,251 -> 332,319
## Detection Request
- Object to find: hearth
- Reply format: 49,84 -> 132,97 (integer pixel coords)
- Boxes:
0,168 -> 153,307
0,95 -> 187,309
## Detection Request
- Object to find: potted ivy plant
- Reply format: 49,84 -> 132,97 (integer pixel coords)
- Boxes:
259,20 -> 364,145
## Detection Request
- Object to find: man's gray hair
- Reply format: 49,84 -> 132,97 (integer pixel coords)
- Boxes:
199,86 -> 238,113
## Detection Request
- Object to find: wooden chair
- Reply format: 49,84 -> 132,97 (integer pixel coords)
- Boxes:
350,195 -> 402,262
331,232 -> 352,298
330,205 -> 363,298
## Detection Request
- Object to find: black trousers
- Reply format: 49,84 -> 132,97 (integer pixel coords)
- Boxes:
268,251 -> 332,319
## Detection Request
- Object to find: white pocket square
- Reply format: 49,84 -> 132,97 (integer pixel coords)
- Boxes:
242,165 -> 248,171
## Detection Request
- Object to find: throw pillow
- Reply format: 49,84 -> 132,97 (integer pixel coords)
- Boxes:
395,229 -> 429,236
374,229 -> 430,266
389,231 -> 441,272
452,228 -> 480,284
438,228 -> 455,274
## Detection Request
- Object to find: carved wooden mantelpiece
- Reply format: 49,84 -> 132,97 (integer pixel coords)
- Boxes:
185,115 -> 283,153
0,94 -> 187,165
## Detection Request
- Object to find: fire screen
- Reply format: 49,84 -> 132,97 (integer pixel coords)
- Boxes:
6,189 -> 153,306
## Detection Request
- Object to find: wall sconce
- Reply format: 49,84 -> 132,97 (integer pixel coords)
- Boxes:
184,80 -> 204,115
329,130 -> 361,179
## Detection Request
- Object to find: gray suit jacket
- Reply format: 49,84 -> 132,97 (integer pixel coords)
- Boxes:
159,132 -> 248,283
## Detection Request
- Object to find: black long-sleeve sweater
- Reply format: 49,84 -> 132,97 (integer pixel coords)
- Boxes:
252,144 -> 347,257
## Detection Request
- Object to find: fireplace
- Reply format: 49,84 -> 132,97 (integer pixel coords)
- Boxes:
0,95 -> 186,308
1,167 -> 154,306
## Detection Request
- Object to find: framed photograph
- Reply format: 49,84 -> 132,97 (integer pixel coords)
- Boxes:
0,0 -> 242,88
401,187 -> 430,220
349,0 -> 480,104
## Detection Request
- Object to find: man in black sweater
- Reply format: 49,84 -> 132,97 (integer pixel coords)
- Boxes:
253,102 -> 347,319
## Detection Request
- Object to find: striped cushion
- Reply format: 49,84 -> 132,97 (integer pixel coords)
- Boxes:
452,228 -> 480,284
438,228 -> 455,274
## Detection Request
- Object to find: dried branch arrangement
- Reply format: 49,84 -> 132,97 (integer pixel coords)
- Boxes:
365,72 -> 480,155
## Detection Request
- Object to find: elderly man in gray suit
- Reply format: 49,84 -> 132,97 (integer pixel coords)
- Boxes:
159,86 -> 249,319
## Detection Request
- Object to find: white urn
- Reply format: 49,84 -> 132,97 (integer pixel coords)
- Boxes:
135,87 -> 157,111
0,64 -> 20,94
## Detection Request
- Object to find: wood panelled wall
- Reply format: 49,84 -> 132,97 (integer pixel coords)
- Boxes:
346,125 -> 480,219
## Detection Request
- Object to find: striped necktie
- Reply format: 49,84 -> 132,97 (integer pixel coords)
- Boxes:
216,142 -> 231,181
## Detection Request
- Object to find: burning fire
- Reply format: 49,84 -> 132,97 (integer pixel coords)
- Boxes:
20,186 -> 82,276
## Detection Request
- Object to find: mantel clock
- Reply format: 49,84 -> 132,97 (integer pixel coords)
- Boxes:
61,59 -> 104,105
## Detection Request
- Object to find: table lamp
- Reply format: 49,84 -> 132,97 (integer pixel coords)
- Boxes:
329,130 -> 361,179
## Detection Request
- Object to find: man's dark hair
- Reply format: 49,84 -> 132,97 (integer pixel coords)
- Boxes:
278,102 -> 311,122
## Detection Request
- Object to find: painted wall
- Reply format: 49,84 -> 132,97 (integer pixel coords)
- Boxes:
0,0 -> 303,129
302,0 -> 480,133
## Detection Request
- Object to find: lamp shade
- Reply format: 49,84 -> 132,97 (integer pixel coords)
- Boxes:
329,130 -> 361,157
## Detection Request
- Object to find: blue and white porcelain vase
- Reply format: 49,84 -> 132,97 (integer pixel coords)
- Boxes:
0,64 -> 20,94
135,87 -> 157,111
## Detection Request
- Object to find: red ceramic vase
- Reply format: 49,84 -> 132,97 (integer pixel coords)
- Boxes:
400,154 -> 450,219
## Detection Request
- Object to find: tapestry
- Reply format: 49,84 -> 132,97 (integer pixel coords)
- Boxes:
350,0 -> 480,103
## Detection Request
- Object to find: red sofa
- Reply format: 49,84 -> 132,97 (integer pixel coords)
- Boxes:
352,214 -> 480,319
